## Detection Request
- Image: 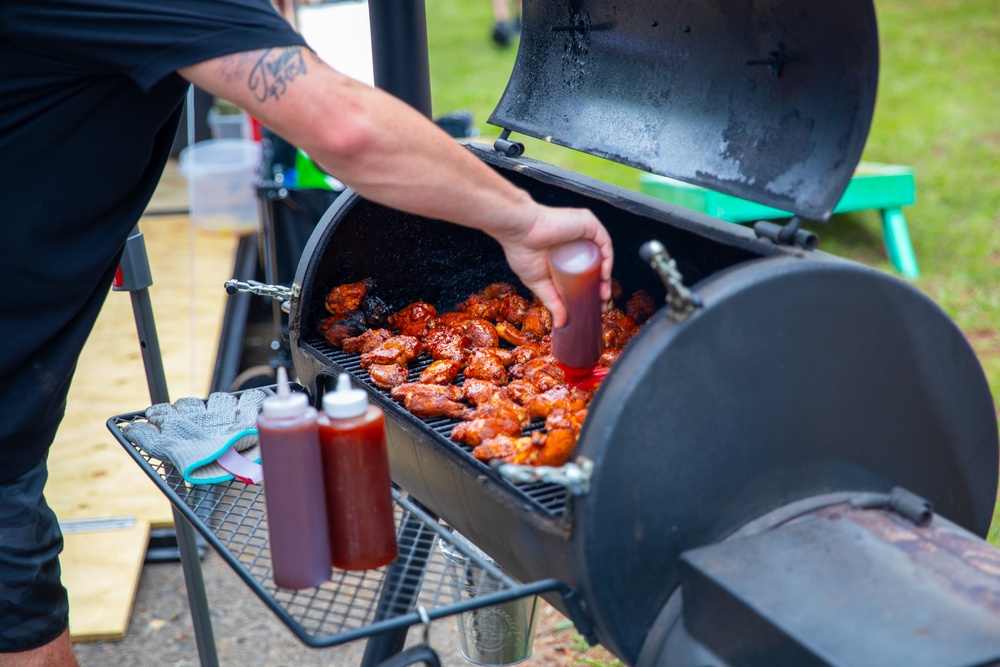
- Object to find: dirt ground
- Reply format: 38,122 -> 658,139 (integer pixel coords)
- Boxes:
72,546 -> 621,667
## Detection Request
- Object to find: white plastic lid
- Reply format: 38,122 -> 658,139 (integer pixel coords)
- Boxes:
261,366 -> 310,418
322,373 -> 369,419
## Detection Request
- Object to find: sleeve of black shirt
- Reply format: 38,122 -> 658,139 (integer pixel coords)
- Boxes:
2,0 -> 308,92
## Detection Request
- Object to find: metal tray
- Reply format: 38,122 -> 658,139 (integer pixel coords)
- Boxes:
107,401 -> 566,649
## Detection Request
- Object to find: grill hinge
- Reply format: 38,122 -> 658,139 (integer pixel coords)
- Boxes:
493,128 -> 525,157
492,457 -> 594,496
224,279 -> 299,314
639,240 -> 703,322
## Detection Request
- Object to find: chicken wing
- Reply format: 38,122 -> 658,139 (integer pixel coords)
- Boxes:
450,416 -> 524,447
461,378 -> 507,406
367,363 -> 410,389
390,382 -> 464,403
521,305 -> 552,340
472,434 -> 535,462
498,293 -> 529,325
360,335 -> 422,368
324,278 -> 374,317
423,325 -> 469,362
464,318 -> 500,348
463,348 -> 509,385
389,302 -> 437,338
455,294 -> 500,322
419,359 -> 463,385
602,307 -> 638,349
342,328 -> 393,354
404,389 -> 468,420
626,289 -> 656,325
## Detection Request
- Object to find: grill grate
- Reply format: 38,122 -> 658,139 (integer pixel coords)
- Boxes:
108,410 -> 558,649
306,336 -> 571,519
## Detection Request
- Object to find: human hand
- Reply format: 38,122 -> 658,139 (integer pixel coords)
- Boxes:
492,204 -> 613,328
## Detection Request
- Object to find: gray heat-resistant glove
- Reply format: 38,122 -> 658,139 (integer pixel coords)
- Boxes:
123,390 -> 265,484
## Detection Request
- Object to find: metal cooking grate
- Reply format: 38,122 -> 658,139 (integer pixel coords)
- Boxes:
108,410 -> 559,649
305,336 -> 571,519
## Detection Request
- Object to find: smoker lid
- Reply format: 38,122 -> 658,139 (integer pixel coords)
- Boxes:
488,0 -> 879,221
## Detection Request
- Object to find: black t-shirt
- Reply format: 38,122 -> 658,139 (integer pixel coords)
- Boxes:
0,0 -> 306,482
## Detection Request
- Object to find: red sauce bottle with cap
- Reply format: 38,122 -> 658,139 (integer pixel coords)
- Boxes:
549,240 -> 604,385
318,374 -> 398,570
257,367 -> 332,589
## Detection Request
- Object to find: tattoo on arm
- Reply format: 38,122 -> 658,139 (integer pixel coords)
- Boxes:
248,47 -> 307,102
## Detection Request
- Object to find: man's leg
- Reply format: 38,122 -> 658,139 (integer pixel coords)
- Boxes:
0,456 -> 78,667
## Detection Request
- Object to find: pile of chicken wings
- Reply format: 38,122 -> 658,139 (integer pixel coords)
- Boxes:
318,280 -> 656,467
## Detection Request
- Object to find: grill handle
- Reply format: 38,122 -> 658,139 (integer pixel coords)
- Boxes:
224,279 -> 296,314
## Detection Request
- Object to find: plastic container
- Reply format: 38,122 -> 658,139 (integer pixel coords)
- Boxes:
207,107 -> 251,140
178,139 -> 261,234
318,374 -> 397,571
549,240 -> 604,372
256,367 -> 331,589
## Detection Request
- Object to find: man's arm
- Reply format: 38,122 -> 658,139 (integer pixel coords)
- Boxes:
178,46 -> 612,326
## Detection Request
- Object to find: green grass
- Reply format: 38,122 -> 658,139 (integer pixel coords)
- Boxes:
424,0 -> 1000,541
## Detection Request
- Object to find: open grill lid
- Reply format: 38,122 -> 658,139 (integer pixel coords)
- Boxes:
488,0 -> 879,221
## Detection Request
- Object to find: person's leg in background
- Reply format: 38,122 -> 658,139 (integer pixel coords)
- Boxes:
0,456 -> 79,667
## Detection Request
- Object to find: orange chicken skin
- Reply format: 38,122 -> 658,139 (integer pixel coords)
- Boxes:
472,434 -> 536,462
450,416 -> 524,447
464,393 -> 530,427
359,335 -> 422,368
390,382 -> 464,403
598,348 -> 622,368
497,293 -> 529,325
422,325 -> 470,362
461,379 -> 507,406
324,278 -> 374,317
532,428 -> 577,467
509,356 -> 565,393
521,305 -> 552,340
495,320 -> 534,347
522,386 -> 593,420
463,349 -> 509,385
455,294 -> 500,322
419,359 -> 463,385
463,318 -> 501,348
388,302 -> 437,338
389,382 -> 467,419
602,308 -> 638,349
367,363 -> 410,389
342,328 -> 393,354
479,282 -> 518,299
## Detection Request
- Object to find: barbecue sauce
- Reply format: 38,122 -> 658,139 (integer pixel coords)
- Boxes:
257,367 -> 332,589
318,374 -> 398,570
549,240 -> 607,390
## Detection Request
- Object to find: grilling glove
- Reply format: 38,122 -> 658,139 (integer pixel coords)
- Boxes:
123,390 -> 265,485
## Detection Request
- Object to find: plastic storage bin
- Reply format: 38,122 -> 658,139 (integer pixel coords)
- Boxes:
178,139 -> 262,234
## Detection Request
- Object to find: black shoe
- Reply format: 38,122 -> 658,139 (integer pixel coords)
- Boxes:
492,20 -> 513,48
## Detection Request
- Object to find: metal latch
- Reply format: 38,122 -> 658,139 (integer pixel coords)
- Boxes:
492,457 -> 594,496
639,240 -> 703,322
224,279 -> 298,314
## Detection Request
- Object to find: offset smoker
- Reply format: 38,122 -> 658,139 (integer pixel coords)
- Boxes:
279,0 -> 1000,664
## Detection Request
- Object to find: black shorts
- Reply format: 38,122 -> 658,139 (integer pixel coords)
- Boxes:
0,455 -> 70,652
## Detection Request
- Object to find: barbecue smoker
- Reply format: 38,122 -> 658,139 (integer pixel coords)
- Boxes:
269,1 -> 1000,665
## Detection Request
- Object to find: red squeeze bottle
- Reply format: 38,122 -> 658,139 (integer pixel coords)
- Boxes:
549,240 -> 606,389
257,367 -> 332,589
318,374 -> 398,570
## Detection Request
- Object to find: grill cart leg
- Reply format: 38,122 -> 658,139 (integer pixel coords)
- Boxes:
115,224 -> 221,667
360,498 -> 439,667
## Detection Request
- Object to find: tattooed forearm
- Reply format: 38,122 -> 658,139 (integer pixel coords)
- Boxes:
248,46 -> 307,102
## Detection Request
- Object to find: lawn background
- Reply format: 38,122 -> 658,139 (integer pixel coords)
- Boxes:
422,0 -> 1000,542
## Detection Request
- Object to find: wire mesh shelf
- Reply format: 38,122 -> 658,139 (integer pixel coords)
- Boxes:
108,408 -> 561,649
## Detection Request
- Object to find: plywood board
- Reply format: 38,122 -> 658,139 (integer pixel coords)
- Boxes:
46,200 -> 243,641
63,520 -> 151,642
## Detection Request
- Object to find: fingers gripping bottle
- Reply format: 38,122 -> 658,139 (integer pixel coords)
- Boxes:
257,367 -> 332,589
318,374 -> 398,570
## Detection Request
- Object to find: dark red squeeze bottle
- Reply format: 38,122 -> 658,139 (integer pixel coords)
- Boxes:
318,374 -> 398,571
549,240 -> 607,390
257,367 -> 332,589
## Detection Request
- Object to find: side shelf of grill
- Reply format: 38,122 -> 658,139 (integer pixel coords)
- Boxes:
107,409 -> 564,649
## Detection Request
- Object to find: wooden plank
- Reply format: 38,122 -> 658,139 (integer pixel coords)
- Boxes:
63,520 -> 151,642
45,202 -> 243,640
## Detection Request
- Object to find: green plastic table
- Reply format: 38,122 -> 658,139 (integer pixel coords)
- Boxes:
639,162 -> 919,279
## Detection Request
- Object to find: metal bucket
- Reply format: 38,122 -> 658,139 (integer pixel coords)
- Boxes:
439,533 -> 540,666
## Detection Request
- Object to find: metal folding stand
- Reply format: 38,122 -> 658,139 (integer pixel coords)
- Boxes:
114,224 -> 221,667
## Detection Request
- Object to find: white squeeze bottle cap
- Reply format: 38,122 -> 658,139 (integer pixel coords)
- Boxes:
261,366 -> 309,418
323,373 -> 369,419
